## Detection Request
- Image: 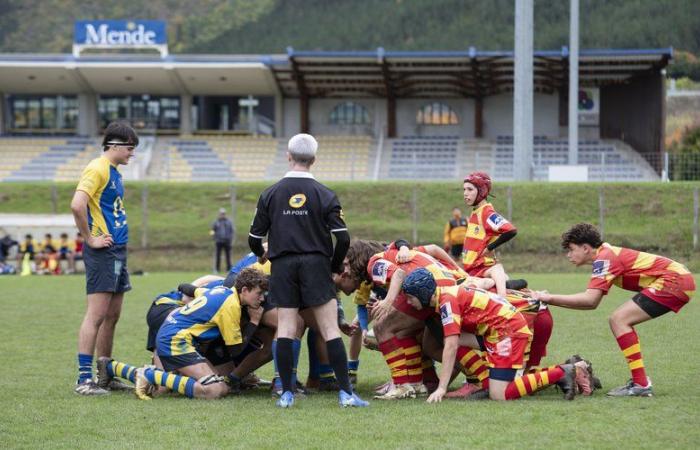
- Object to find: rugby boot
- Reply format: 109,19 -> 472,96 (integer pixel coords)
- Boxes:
374,380 -> 393,395
444,382 -> 484,399
276,390 -> 295,408
339,390 -> 370,407
412,383 -> 429,396
74,380 -> 109,396
134,368 -> 154,401
374,383 -> 416,400
95,356 -> 113,390
606,378 -> 653,397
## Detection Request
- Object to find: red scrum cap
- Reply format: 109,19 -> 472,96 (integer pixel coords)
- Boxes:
464,171 -> 492,205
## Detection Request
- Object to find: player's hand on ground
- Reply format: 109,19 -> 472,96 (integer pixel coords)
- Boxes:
88,234 -> 113,248
396,246 -> 413,263
427,387 -> 446,403
247,304 -> 264,323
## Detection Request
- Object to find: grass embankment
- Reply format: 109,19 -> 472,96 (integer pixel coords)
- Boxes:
1,182 -> 699,271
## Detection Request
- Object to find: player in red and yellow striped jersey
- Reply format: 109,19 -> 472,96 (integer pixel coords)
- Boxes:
462,172 -> 517,297
401,269 -> 591,402
533,223 -> 696,397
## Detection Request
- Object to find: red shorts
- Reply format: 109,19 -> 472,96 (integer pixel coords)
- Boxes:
484,333 -> 531,370
393,292 -> 435,321
642,273 -> 695,313
527,308 -> 553,367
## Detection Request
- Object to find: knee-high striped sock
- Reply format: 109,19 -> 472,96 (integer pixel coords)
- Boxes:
319,363 -> 336,384
108,360 -> 137,383
348,359 -> 360,379
616,330 -> 648,387
421,357 -> 438,384
504,365 -> 566,400
397,337 -> 423,384
144,367 -> 196,398
77,353 -> 93,384
378,337 -> 408,385
291,338 -> 301,387
457,346 -> 489,387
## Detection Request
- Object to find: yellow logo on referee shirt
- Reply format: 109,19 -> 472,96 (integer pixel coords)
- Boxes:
289,194 -> 307,208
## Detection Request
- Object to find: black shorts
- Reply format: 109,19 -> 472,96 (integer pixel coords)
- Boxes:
159,352 -> 208,372
146,303 -> 178,352
450,244 -> 463,258
633,293 -> 672,318
84,244 -> 130,294
199,337 -> 235,367
269,253 -> 337,309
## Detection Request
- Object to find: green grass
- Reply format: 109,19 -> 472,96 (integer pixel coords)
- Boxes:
1,272 -> 699,449
2,182 -> 700,272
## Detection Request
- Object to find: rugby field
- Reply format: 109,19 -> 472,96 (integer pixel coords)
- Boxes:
1,273 -> 698,449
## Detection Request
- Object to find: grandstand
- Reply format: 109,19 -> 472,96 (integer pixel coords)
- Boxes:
0,48 -> 672,182
0,137 -> 96,182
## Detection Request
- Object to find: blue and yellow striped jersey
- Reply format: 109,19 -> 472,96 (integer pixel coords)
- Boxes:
153,290 -> 185,307
229,252 -> 271,276
156,286 -> 243,356
76,156 -> 128,245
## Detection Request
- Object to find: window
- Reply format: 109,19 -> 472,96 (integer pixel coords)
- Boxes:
9,95 -> 78,130
329,102 -> 370,125
416,102 -> 459,125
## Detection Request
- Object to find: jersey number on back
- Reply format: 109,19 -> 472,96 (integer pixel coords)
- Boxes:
180,297 -> 208,315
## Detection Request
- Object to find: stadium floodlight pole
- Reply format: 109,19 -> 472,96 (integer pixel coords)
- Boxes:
513,0 -> 534,181
568,0 -> 579,165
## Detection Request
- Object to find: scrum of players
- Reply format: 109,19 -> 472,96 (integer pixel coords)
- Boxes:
96,171 -> 694,405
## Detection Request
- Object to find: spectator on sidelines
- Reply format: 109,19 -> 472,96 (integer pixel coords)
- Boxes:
37,233 -> 59,274
211,207 -> 235,273
0,234 -> 18,263
58,232 -> 77,274
16,234 -> 36,268
74,232 -> 84,260
71,121 -> 138,396
443,207 -> 467,261
0,234 -> 18,275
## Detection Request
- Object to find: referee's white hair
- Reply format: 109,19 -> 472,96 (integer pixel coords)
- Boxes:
288,133 -> 318,157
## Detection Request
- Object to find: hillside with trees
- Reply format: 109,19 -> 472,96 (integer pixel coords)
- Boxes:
0,0 -> 698,59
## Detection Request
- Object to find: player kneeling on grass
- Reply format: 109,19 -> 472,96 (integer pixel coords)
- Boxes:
401,269 -> 592,402
134,268 -> 267,400
531,223 -> 695,397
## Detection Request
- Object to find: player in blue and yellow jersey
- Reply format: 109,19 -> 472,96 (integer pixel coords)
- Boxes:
71,121 -> 138,396
132,268 -> 269,400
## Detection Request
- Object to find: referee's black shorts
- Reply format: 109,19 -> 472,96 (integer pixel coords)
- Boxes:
270,253 -> 337,309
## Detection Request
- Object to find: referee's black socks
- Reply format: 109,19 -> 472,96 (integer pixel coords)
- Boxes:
276,337 -> 295,393
326,337 -> 353,394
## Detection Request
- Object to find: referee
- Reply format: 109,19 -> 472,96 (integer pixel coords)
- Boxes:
71,121 -> 137,395
249,133 -> 368,408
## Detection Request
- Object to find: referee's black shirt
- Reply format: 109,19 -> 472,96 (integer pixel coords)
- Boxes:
249,171 -> 349,268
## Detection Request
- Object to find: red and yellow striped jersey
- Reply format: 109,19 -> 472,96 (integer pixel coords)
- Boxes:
367,243 -> 465,289
437,285 -> 532,340
462,202 -> 515,270
587,243 -> 694,303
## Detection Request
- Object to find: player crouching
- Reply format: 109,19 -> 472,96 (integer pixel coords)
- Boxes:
401,269 -> 592,402
134,268 -> 268,400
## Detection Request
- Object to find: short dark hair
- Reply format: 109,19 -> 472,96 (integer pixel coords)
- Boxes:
234,267 -> 269,293
25,234 -> 32,239
102,121 -> 139,150
561,223 -> 603,250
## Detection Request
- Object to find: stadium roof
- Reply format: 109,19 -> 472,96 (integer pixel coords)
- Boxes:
0,47 -> 671,97
273,47 -> 673,98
